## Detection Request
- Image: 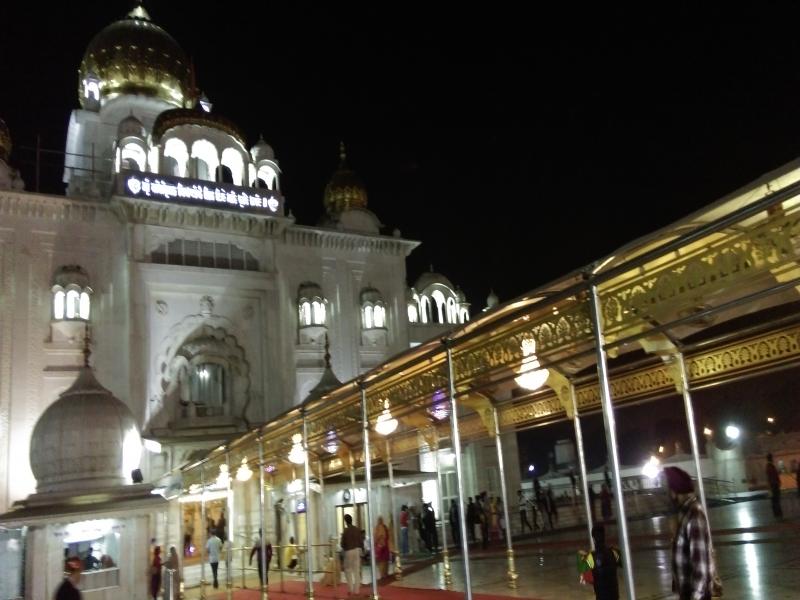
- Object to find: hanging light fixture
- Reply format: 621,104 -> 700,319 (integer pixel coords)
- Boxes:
288,433 -> 306,464
322,430 -> 340,454
236,457 -> 253,482
514,338 -> 549,391
216,464 -> 230,488
427,389 -> 450,421
374,399 -> 398,436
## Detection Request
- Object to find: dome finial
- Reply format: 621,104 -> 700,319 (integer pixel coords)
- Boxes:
339,141 -> 347,165
128,0 -> 151,20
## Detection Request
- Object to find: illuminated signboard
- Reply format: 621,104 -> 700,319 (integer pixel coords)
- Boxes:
120,170 -> 282,215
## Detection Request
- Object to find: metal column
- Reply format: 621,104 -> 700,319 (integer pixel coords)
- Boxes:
588,283 -> 635,600
432,428 -> 452,587
444,341 -> 473,600
302,413 -> 315,600
226,452 -> 234,600
258,437 -> 269,600
200,466 -> 207,600
385,440 -> 402,579
492,406 -> 518,588
674,352 -> 708,514
570,383 -> 594,550
360,383 -> 380,600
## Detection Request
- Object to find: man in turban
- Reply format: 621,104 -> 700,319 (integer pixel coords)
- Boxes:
663,466 -> 716,600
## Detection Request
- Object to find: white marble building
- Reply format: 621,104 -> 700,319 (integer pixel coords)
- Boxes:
0,4 -> 477,520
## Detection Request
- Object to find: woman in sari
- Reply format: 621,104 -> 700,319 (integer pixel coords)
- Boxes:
374,516 -> 390,577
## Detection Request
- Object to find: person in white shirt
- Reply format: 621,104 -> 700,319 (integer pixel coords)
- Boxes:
206,529 -> 223,589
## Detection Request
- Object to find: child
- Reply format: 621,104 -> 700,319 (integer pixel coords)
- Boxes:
588,524 -> 620,600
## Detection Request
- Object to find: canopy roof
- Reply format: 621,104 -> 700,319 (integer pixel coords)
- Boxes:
179,157 -> 800,489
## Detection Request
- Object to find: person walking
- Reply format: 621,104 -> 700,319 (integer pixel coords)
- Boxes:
216,510 -> 228,545
587,524 -> 621,600
479,494 -> 490,549
546,487 -> 559,527
374,516 -> 391,577
766,453 -> 783,518
466,497 -> 477,542
399,505 -> 410,555
600,484 -> 612,524
206,529 -> 223,589
149,546 -> 162,600
664,466 -> 717,600
164,546 -> 181,599
341,514 -> 362,596
518,490 -> 533,534
56,558 -> 83,600
249,528 -> 273,587
449,499 -> 460,545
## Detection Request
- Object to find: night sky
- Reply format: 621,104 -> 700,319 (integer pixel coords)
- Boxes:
3,3 -> 800,471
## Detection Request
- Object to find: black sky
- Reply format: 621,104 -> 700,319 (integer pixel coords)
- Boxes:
3,3 -> 800,470
5,3 -> 800,307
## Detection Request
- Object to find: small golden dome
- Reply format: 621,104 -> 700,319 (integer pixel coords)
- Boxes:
323,142 -> 368,215
79,4 -> 191,108
0,117 -> 11,163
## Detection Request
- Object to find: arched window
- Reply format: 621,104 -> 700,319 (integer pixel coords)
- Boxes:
374,304 -> 386,328
191,140 -> 219,182
51,266 -> 92,322
163,138 -> 189,177
460,307 -> 470,323
162,156 -> 180,177
299,301 -> 312,326
312,300 -> 326,325
221,147 -> 245,185
419,295 -> 431,324
120,143 -> 146,172
216,165 -> 233,184
446,297 -> 457,324
430,290 -> 447,324
407,303 -> 418,324
257,164 -> 278,190
364,305 -> 374,329
53,290 -> 65,320
360,287 -> 386,330
190,363 -> 226,416
298,282 -> 328,330
65,289 -> 79,319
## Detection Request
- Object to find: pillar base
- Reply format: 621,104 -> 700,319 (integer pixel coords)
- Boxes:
394,555 -> 403,580
442,548 -> 453,588
506,548 -> 519,589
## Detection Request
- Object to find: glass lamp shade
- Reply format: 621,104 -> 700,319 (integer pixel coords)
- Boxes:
216,464 -> 230,488
514,338 -> 549,391
374,400 -> 398,436
288,433 -> 307,464
236,458 -> 253,482
322,430 -> 339,454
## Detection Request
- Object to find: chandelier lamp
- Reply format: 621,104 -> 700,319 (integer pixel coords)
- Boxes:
374,399 -> 398,436
288,433 -> 307,464
514,338 -> 549,391
235,457 -> 253,482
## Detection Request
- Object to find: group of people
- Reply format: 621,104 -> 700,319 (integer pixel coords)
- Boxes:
464,492 -> 506,548
397,502 -> 438,555
516,479 -> 561,533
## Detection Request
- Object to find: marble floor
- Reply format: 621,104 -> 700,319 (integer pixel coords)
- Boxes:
392,493 -> 800,599
182,492 -> 800,599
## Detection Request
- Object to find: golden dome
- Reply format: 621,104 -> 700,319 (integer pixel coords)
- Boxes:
78,4 -> 191,108
0,117 -> 10,163
323,142 -> 368,215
